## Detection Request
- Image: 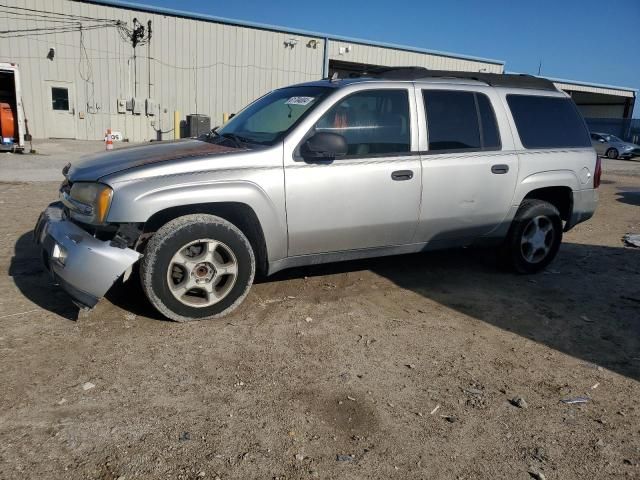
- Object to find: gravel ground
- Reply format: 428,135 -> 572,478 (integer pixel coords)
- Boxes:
0,156 -> 639,479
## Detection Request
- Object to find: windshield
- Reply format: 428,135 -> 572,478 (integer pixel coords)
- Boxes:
216,86 -> 331,146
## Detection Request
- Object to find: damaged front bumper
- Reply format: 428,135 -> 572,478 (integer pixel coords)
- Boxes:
34,202 -> 141,309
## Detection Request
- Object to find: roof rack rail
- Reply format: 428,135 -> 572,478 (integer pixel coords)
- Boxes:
361,66 -> 557,91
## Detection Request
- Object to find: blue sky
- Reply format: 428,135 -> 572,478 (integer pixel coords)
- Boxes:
148,0 -> 639,116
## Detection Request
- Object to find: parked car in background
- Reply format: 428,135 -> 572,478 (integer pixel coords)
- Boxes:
34,68 -> 600,322
590,132 -> 640,159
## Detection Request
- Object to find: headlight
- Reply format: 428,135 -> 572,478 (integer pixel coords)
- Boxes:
64,182 -> 113,225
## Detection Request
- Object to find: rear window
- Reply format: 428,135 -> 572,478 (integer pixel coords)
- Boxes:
506,95 -> 591,149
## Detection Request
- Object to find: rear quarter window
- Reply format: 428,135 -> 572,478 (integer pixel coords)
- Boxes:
506,95 -> 591,149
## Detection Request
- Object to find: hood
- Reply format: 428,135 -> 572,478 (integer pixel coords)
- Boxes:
67,139 -> 242,182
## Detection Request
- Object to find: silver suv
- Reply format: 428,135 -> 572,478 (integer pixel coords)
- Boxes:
34,68 -> 600,322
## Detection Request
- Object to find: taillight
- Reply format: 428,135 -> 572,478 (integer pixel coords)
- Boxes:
594,155 -> 602,189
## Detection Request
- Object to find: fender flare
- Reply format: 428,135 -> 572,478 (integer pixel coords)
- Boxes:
107,179 -> 287,263
513,170 -> 579,206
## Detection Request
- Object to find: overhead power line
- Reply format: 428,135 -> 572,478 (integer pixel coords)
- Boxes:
1,10 -> 86,24
0,2 -> 128,38
0,23 -> 117,38
0,2 -> 119,23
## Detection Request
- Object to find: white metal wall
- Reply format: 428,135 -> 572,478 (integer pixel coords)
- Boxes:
0,0 -> 504,141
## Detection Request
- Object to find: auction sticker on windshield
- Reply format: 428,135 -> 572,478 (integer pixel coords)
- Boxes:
285,96 -> 315,106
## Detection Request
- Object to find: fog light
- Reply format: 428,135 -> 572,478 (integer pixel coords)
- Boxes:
52,243 -> 67,266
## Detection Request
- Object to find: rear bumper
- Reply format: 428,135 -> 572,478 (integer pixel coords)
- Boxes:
34,202 -> 141,309
565,188 -> 598,231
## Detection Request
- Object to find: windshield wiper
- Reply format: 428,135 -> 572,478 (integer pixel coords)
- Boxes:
204,129 -> 254,147
220,132 -> 252,148
200,128 -> 221,142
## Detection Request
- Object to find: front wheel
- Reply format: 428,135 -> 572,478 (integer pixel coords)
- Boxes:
140,214 -> 255,322
606,148 -> 619,159
500,199 -> 563,274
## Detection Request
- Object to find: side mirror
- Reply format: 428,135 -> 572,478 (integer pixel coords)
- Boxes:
301,132 -> 348,160
228,113 -> 236,120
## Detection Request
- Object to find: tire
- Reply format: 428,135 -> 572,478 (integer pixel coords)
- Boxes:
606,148 -> 618,159
500,199 -> 563,274
140,214 -> 255,322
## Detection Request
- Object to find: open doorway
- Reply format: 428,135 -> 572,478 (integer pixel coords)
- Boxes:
329,60 -> 390,79
0,68 -> 19,150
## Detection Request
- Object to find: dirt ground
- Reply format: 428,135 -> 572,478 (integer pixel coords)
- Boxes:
1,167 -> 639,479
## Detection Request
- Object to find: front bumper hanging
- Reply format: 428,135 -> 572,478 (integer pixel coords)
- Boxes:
34,202 -> 141,309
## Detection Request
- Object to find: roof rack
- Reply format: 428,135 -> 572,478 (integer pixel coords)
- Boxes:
361,66 -> 557,91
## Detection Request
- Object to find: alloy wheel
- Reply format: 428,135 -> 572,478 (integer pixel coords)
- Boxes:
520,215 -> 555,264
166,238 -> 238,307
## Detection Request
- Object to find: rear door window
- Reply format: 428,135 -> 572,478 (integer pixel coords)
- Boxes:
422,90 -> 501,152
506,95 -> 591,149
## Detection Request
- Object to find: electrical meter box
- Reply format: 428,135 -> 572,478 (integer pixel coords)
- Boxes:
132,98 -> 143,115
117,98 -> 127,114
145,98 -> 157,116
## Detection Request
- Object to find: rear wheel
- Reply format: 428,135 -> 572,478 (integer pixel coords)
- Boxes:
606,148 -> 619,159
501,199 -> 563,273
140,214 -> 255,322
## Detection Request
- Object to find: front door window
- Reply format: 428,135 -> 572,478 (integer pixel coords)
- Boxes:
312,89 -> 411,157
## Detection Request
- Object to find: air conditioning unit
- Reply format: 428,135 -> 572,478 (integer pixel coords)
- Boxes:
186,114 -> 211,137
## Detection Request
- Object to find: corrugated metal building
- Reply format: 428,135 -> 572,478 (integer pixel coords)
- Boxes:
550,77 -> 636,118
0,0 -> 635,142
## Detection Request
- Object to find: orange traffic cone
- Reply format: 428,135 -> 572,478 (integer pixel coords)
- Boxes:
105,129 -> 113,151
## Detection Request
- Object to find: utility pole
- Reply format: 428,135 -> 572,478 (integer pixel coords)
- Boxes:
537,60 -> 542,76
147,20 -> 152,99
131,18 -> 145,97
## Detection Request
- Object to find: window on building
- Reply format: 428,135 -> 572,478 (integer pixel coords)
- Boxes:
51,87 -> 69,111
313,89 -> 411,157
423,90 -> 501,152
506,95 -> 591,149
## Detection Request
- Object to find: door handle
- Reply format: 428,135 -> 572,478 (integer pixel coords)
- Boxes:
491,164 -> 509,174
391,170 -> 414,181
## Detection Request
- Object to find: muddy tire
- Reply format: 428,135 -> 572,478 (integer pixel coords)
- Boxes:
500,199 -> 563,274
140,214 -> 255,322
